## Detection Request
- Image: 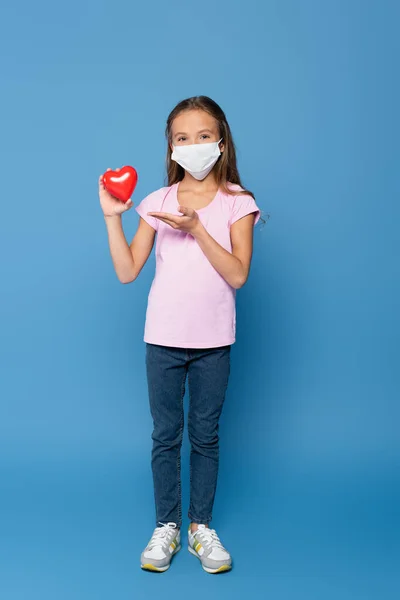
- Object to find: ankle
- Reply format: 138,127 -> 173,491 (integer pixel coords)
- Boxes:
190,522 -> 209,533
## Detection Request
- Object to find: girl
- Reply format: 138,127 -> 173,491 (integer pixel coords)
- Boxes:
99,96 -> 260,574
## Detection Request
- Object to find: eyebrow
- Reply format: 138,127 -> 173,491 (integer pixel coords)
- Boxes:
173,128 -> 214,136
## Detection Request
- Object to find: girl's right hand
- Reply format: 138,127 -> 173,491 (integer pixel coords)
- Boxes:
99,168 -> 134,217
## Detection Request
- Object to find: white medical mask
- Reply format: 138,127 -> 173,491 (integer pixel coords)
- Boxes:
171,138 -> 223,180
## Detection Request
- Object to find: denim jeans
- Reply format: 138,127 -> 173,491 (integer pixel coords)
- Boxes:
145,342 -> 231,529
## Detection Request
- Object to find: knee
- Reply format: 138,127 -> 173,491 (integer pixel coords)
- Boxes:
188,422 -> 219,449
152,420 -> 184,448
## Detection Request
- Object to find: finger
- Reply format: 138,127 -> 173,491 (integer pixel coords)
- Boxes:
178,205 -> 192,216
148,211 -> 179,222
152,215 -> 179,228
152,215 -> 175,224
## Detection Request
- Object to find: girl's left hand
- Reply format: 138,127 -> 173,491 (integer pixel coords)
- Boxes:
147,206 -> 201,234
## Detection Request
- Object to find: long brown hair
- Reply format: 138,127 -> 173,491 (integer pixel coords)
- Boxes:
164,95 -> 255,199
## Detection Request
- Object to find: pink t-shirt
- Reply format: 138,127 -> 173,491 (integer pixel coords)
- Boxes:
135,181 -> 260,348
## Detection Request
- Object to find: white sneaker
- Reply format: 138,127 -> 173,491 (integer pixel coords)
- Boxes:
141,522 -> 181,572
188,524 -> 232,573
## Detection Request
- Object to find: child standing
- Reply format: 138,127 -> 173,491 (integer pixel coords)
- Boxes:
99,96 -> 260,573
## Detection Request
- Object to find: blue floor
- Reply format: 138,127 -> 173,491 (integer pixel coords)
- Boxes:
1,455 -> 398,600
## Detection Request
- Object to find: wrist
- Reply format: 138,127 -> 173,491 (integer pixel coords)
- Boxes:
191,219 -> 206,239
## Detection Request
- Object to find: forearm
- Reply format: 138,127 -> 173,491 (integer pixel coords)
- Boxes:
192,223 -> 247,289
104,215 -> 135,283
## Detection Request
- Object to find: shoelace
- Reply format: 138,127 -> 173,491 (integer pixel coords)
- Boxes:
148,522 -> 178,549
193,528 -> 224,550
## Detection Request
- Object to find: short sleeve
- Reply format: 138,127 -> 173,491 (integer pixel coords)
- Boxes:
135,187 -> 168,231
229,193 -> 261,227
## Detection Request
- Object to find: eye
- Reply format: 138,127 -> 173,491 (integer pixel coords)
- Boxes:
177,136 -> 187,142
200,134 -> 210,140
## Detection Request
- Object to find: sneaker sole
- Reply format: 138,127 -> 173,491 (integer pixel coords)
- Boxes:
188,545 -> 232,573
141,544 -> 181,572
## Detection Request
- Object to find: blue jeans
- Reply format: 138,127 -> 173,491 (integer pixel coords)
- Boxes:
145,343 -> 231,529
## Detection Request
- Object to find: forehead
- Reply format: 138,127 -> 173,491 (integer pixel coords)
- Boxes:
171,109 -> 218,134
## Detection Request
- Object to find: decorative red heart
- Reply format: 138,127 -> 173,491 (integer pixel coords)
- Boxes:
102,165 -> 138,202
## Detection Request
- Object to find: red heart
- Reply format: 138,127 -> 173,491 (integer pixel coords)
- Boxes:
102,165 -> 138,202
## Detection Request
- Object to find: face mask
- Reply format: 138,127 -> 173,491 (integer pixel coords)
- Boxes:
171,138 -> 223,180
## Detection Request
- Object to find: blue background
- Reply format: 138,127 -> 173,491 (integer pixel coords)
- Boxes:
0,0 -> 399,598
